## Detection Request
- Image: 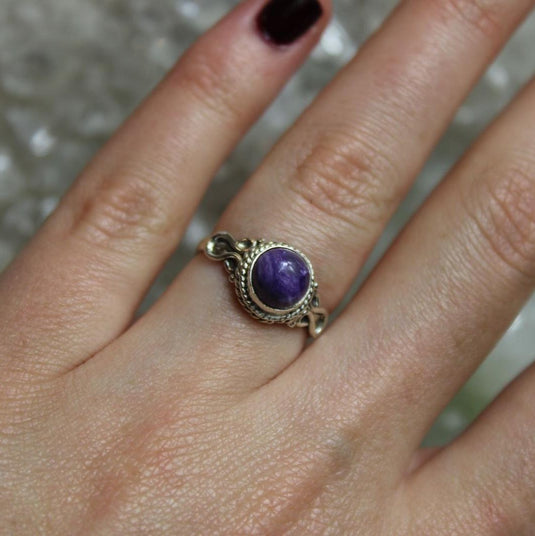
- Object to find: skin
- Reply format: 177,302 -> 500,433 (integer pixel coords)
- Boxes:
1,0 -> 535,533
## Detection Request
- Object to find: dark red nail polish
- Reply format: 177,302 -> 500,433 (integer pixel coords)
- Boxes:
256,0 -> 323,46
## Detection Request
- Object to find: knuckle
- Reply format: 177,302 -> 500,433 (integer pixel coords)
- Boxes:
176,41 -> 243,123
71,173 -> 174,249
437,0 -> 503,37
288,131 -> 400,233
466,163 -> 535,279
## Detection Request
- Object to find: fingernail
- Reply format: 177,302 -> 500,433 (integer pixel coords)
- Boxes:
256,0 -> 324,46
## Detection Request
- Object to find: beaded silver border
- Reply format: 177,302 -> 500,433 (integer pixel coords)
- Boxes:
198,232 -> 328,338
235,241 -> 317,325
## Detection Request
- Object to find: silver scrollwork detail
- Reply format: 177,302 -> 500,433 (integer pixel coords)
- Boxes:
198,232 -> 328,339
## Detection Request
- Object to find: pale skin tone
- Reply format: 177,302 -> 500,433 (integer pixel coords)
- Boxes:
2,0 -> 535,533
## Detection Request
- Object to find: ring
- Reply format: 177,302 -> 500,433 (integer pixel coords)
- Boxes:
197,232 -> 328,338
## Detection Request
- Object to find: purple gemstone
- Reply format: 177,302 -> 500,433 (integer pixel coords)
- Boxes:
252,247 -> 310,310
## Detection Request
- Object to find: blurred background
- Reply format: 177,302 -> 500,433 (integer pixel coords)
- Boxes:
0,0 -> 534,445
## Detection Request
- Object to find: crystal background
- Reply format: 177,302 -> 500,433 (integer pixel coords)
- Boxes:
0,0 -> 534,445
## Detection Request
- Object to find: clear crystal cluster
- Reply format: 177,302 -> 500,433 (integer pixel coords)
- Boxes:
0,0 -> 534,443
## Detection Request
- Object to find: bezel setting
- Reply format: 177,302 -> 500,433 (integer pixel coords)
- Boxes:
198,232 -> 328,338
235,241 -> 317,325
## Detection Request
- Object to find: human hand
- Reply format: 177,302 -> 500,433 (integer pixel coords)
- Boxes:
2,0 -> 535,533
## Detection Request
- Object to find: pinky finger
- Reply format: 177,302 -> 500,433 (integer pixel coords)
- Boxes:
0,0 -> 330,378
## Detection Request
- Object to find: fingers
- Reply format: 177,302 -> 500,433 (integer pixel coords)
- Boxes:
134,0 -> 535,389
0,0 -> 330,376
299,74 -> 535,465
405,362 -> 535,535
217,0 -> 533,312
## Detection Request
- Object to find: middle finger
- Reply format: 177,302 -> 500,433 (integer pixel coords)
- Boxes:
114,0 -> 534,389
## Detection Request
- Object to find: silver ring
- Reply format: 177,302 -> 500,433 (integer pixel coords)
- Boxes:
197,232 -> 328,338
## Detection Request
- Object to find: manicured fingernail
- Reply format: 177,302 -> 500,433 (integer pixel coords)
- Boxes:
256,0 -> 324,46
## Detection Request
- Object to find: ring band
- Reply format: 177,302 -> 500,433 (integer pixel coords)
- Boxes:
197,232 -> 328,338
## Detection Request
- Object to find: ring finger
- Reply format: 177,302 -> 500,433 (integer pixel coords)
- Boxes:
113,0 -> 535,390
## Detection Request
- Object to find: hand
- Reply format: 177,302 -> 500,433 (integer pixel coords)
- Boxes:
2,0 -> 535,533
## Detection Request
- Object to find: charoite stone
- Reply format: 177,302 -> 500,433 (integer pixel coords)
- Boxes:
251,247 -> 310,310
